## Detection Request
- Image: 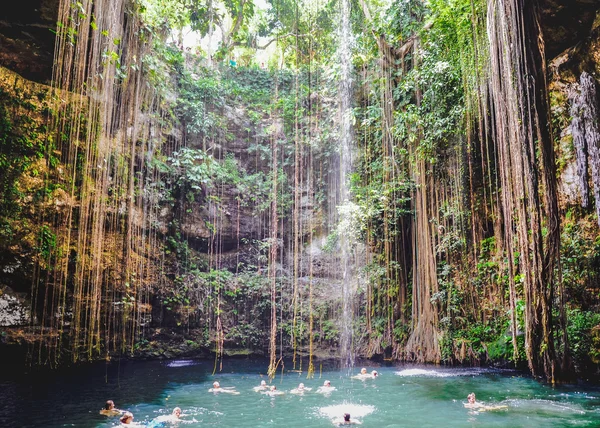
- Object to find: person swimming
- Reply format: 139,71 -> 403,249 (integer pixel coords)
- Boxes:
317,380 -> 336,394
253,379 -> 269,392
147,407 -> 183,427
209,381 -> 240,394
351,368 -> 370,380
352,368 -> 378,380
464,392 -> 508,412
99,399 -> 122,416
290,382 -> 312,394
120,411 -> 134,424
333,413 -> 362,425
266,385 -> 285,396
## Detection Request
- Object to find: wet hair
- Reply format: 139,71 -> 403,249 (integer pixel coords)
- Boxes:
344,413 -> 351,422
120,412 -> 133,423
172,407 -> 181,416
104,400 -> 114,410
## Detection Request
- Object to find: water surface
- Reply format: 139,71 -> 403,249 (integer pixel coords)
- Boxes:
1,359 -> 599,427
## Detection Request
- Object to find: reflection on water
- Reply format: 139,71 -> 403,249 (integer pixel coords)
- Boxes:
0,360 -> 599,427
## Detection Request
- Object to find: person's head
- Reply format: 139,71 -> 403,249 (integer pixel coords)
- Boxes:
120,412 -> 133,424
270,385 -> 277,391
104,400 -> 115,410
467,393 -> 476,403
344,413 -> 351,422
298,383 -> 305,390
324,380 -> 331,387
261,380 -> 267,386
213,381 -> 220,388
372,370 -> 378,377
172,407 -> 182,418
360,367 -> 367,374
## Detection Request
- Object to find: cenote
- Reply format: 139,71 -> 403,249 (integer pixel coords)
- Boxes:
1,359 -> 599,427
3,0 -> 600,425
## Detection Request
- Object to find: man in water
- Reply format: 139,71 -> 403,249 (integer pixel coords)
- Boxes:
209,381 -> 240,394
333,413 -> 362,425
371,370 -> 378,378
99,400 -> 122,416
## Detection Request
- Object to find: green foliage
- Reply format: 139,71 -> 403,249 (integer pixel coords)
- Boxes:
226,322 -> 264,348
567,309 -> 600,369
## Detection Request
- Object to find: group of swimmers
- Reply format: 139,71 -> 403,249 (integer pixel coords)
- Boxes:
99,400 -> 182,425
100,368 -> 503,425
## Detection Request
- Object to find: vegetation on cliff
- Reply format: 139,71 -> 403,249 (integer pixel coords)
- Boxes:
1,0 -> 600,382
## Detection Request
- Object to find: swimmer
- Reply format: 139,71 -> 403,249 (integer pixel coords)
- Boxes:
290,382 -> 312,394
253,379 -> 269,392
148,407 -> 183,426
464,392 -> 508,412
371,370 -> 378,378
351,368 -> 369,379
120,411 -> 134,424
317,380 -> 336,394
99,399 -> 122,416
266,385 -> 285,396
209,381 -> 240,394
333,413 -> 362,425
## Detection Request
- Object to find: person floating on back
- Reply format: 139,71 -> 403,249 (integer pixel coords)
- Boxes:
99,400 -> 122,416
464,392 -> 508,412
253,379 -> 269,392
209,381 -> 240,394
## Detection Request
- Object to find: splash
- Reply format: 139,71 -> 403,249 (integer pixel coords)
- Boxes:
166,360 -> 198,368
317,403 -> 375,421
395,368 -> 487,377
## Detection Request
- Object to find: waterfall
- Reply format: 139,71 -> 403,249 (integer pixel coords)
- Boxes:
337,0 -> 355,369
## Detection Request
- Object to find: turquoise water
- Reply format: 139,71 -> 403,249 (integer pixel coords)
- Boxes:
1,359 -> 599,427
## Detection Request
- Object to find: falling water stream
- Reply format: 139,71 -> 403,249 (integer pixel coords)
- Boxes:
337,0 -> 356,370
